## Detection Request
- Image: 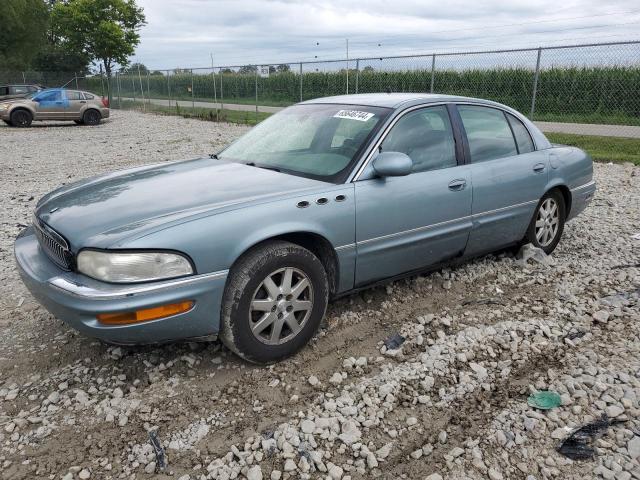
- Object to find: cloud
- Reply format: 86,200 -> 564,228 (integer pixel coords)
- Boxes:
132,0 -> 640,69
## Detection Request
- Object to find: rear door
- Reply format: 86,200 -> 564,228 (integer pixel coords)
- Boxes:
455,104 -> 549,255
65,90 -> 86,119
354,104 -> 472,285
33,90 -> 68,119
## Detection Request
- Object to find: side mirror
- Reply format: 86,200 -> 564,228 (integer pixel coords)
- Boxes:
372,151 -> 413,177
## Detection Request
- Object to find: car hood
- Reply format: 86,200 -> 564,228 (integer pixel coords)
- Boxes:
35,158 -> 329,249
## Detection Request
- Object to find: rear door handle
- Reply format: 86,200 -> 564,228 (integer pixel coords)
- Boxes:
533,163 -> 546,173
448,179 -> 467,191
80,100 -> 86,104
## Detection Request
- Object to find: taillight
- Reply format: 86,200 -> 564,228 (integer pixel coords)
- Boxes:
101,97 -> 109,108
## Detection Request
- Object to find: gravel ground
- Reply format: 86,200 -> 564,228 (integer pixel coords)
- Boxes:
0,110 -> 639,480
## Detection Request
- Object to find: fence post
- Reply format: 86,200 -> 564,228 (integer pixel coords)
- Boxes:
167,70 -> 171,107
220,68 -> 224,110
117,71 -> 122,108
213,68 -> 219,121
131,73 -> 136,104
299,62 -> 303,102
137,64 -> 145,112
191,68 -> 195,109
22,72 -> 26,83
355,59 -> 360,94
530,47 -> 542,118
99,64 -> 105,97
255,66 -> 259,120
74,72 -> 79,90
146,71 -> 151,108
430,54 -> 436,93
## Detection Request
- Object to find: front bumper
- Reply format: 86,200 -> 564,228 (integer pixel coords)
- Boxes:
14,227 -> 227,344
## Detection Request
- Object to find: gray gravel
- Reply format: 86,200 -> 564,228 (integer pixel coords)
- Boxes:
0,110 -> 639,480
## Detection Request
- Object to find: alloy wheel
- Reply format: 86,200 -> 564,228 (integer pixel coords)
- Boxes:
535,197 -> 559,247
249,267 -> 314,345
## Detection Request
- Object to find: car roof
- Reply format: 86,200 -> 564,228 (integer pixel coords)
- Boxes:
300,93 -> 505,109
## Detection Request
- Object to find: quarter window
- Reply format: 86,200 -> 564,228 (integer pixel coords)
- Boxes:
457,105 -> 518,163
381,106 -> 457,173
506,113 -> 535,154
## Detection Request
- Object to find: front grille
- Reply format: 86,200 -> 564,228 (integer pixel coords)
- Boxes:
33,216 -> 74,270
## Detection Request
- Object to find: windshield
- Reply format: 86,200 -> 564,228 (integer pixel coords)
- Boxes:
219,104 -> 391,182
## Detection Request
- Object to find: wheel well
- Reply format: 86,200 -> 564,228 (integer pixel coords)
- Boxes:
239,233 -> 340,296
10,107 -> 32,118
549,185 -> 572,217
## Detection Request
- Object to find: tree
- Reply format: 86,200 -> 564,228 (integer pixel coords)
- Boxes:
52,0 -> 146,78
239,65 -> 257,74
121,62 -> 148,75
0,0 -> 49,70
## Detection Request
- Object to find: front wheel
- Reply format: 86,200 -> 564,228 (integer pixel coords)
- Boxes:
10,109 -> 32,127
525,190 -> 566,254
220,241 -> 329,364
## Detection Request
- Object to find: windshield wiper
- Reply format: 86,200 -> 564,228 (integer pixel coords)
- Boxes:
245,162 -> 280,172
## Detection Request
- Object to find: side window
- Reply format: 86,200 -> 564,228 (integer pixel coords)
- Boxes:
381,105 -> 457,173
457,105 -> 518,163
506,113 -> 534,154
67,91 -> 82,100
12,86 -> 29,94
0,87 -> 8,95
84,93 -> 94,100
34,91 -> 62,102
27,86 -> 38,92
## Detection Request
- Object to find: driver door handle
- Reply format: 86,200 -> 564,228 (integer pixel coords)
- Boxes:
448,179 -> 467,191
533,163 -> 546,173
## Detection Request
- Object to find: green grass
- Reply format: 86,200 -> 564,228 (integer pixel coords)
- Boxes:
546,132 -> 640,165
118,100 -> 272,125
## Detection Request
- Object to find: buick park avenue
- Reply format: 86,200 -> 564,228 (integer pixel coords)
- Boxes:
15,93 -> 595,363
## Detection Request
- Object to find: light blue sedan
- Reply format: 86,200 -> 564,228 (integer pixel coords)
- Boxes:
15,93 -> 595,363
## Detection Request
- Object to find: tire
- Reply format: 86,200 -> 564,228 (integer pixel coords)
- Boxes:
74,120 -> 83,125
83,109 -> 101,126
525,189 -> 566,254
220,240 -> 329,364
10,109 -> 32,128
2,120 -> 12,126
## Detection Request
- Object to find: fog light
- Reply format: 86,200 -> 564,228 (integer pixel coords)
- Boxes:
97,301 -> 194,325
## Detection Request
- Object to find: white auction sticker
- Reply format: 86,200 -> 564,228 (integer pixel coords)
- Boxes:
333,110 -> 375,121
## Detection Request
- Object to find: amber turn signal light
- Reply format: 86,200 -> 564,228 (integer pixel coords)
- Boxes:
97,301 -> 194,325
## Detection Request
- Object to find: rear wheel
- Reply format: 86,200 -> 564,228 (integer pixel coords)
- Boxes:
220,240 -> 329,364
10,109 -> 32,128
525,190 -> 566,254
83,109 -> 101,126
2,120 -> 12,126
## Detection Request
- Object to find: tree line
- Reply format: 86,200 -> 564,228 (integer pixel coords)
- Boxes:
0,0 -> 145,77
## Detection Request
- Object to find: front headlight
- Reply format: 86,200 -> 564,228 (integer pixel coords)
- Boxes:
77,250 -> 194,283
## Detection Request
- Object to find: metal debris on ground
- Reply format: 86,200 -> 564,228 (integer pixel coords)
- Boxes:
148,430 -> 167,472
527,391 -> 562,410
566,330 -> 586,341
557,415 -> 626,460
461,297 -> 506,306
384,333 -> 406,350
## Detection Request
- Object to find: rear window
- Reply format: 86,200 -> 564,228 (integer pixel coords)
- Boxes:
66,91 -> 82,100
457,105 -> 518,163
506,113 -> 535,154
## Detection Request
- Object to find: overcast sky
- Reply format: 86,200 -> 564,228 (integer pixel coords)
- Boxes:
133,0 -> 640,69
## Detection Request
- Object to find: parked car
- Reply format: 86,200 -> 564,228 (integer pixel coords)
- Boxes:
0,84 -> 44,101
15,93 -> 595,363
0,88 -> 109,127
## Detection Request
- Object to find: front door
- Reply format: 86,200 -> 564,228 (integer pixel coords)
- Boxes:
455,105 -> 550,255
355,105 -> 473,286
33,90 -> 67,120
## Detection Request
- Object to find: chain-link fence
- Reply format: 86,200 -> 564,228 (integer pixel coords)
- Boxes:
3,40 -> 640,143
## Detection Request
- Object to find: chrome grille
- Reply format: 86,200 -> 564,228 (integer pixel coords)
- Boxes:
33,216 -> 74,270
